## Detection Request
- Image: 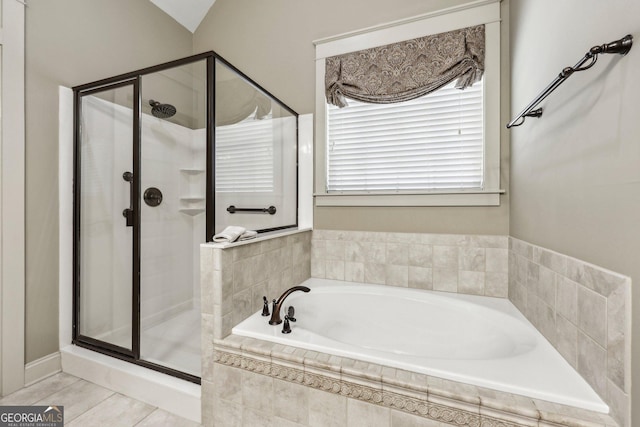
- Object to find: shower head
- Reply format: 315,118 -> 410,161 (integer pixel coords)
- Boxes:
149,99 -> 177,119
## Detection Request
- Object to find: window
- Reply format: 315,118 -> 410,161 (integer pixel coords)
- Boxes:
326,80 -> 483,192
215,113 -> 275,193
314,1 -> 502,206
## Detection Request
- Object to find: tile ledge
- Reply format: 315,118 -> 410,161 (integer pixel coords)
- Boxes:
202,227 -> 312,249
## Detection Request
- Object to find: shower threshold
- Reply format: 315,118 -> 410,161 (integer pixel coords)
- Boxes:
60,345 -> 201,423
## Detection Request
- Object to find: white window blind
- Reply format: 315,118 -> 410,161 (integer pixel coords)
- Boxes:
215,115 -> 274,193
326,80 -> 483,192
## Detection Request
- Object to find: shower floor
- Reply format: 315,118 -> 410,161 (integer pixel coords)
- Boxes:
95,305 -> 201,378
141,306 -> 201,377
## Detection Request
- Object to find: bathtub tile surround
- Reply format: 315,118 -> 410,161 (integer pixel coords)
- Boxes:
208,336 -> 618,427
311,230 -> 509,298
201,230 -> 630,427
200,230 -> 312,340
509,237 -> 631,427
200,230 -> 312,426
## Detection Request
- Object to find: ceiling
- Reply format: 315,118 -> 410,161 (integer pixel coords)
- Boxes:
149,0 -> 216,33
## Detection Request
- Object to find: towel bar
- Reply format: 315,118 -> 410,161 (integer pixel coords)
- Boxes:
507,34 -> 633,129
226,205 -> 277,215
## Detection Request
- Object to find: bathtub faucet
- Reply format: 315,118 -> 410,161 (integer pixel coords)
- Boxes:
269,286 -> 310,325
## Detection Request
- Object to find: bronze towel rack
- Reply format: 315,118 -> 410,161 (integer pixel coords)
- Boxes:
226,205 -> 277,215
507,34 -> 633,129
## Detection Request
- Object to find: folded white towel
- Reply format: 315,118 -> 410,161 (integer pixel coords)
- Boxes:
239,230 -> 258,241
212,226 -> 246,243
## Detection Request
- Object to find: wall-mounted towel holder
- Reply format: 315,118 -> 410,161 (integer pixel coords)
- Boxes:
507,34 -> 633,129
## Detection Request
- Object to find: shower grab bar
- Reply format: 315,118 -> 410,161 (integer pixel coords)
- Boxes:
226,205 -> 277,215
506,34 -> 633,129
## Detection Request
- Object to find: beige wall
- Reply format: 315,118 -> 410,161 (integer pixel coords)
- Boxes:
193,0 -> 510,236
25,0 -> 192,363
509,0 -> 640,423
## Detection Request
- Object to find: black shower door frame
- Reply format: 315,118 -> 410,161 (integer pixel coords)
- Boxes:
72,52 -> 215,384
72,50 -> 299,383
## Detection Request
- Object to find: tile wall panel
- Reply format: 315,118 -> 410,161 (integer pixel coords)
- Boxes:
200,231 -> 312,342
508,237 -> 631,427
311,230 -> 509,298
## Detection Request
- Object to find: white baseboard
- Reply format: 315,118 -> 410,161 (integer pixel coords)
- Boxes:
24,352 -> 62,386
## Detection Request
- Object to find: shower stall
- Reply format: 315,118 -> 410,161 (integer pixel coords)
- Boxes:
72,52 -> 298,382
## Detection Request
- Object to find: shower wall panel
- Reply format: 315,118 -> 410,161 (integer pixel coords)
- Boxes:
191,129 -> 207,305
140,115 -> 204,328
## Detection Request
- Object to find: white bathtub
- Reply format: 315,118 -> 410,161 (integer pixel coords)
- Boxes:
232,278 -> 608,413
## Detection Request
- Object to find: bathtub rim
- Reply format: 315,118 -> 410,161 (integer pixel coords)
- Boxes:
232,277 -> 609,415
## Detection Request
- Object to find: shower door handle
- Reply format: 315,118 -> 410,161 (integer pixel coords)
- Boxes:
122,171 -> 134,227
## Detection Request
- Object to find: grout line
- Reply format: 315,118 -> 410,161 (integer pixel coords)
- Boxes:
35,379 -> 116,423
131,407 -> 160,426
0,372 -> 82,406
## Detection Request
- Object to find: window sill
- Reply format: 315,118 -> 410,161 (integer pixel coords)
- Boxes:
314,190 -> 504,207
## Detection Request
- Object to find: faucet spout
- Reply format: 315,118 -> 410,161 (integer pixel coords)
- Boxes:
268,285 -> 310,325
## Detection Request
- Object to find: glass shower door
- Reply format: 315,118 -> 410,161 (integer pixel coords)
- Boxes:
138,58 -> 208,377
74,54 -> 211,382
76,80 -> 138,354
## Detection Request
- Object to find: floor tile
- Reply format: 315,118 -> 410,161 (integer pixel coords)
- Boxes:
0,373 -> 79,405
66,393 -> 155,427
1,372 -> 199,426
34,379 -> 113,422
135,408 -> 201,427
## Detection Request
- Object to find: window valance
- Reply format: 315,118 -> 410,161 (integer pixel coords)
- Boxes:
215,79 -> 272,126
325,25 -> 485,108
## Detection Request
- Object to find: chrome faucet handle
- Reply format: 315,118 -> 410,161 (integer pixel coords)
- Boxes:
286,306 -> 296,322
261,296 -> 270,317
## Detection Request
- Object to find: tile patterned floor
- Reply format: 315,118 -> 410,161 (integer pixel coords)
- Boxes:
0,372 -> 201,426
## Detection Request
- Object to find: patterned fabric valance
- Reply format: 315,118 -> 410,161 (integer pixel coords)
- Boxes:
325,25 -> 485,107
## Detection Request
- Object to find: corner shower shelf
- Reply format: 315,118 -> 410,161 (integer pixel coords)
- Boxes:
179,168 -> 205,216
180,196 -> 205,203
179,168 -> 205,175
179,208 -> 205,216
